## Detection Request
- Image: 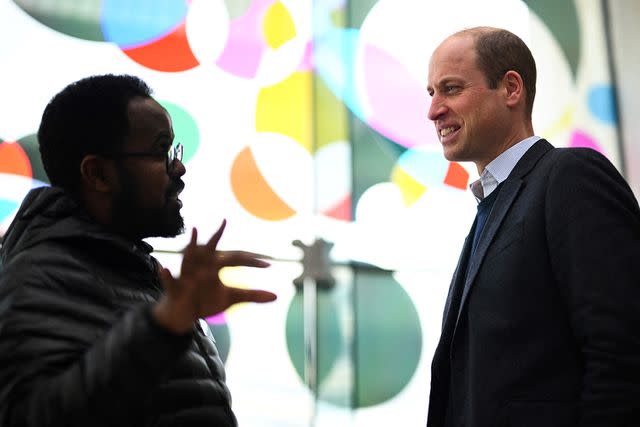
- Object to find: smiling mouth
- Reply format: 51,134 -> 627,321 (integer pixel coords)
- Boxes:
440,126 -> 460,137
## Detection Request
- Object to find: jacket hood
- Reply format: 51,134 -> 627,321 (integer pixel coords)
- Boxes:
0,186 -> 153,267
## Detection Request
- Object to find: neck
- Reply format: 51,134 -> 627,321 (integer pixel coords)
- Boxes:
476,121 -> 534,174
82,190 -> 115,230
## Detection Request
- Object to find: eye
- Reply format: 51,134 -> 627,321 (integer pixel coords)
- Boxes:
444,85 -> 461,94
155,143 -> 170,156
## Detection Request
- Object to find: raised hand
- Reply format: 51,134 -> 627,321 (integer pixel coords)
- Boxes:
153,220 -> 276,334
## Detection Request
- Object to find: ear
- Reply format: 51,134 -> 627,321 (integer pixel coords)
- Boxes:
79,155 -> 116,193
502,70 -> 525,109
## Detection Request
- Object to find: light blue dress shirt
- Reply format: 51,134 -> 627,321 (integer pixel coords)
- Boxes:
470,135 -> 542,202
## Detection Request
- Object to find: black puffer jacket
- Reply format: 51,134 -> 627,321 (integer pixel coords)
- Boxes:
0,187 -> 237,427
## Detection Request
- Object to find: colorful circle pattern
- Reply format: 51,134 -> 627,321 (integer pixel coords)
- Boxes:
5,0 -> 623,412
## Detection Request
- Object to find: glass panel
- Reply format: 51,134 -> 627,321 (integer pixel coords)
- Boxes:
0,1 -> 621,426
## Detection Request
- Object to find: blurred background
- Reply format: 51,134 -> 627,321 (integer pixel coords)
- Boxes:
0,0 -> 637,425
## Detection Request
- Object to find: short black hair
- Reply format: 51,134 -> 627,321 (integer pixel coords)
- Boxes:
38,74 -> 153,193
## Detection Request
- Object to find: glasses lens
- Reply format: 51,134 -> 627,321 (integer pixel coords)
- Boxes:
166,147 -> 173,172
166,143 -> 183,172
176,143 -> 183,162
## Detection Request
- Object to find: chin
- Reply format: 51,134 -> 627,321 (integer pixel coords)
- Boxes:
442,144 -> 472,163
442,150 -> 461,162
140,210 -> 185,239
160,214 -> 185,238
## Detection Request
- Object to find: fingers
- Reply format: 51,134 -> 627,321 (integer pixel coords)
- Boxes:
228,287 -> 277,305
182,227 -> 198,255
206,219 -> 227,251
216,250 -> 272,268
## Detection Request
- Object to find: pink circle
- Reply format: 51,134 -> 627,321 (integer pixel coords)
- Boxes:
569,130 -> 604,154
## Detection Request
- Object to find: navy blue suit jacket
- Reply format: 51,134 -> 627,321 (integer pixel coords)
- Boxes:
427,140 -> 640,427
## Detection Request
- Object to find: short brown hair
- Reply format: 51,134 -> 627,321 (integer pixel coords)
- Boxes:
457,27 -> 537,118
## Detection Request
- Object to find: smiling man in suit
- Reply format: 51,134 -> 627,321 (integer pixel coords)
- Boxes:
426,27 -> 640,427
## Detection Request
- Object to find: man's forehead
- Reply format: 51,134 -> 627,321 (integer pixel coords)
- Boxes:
127,97 -> 166,118
125,97 -> 172,147
428,35 -> 477,80
433,35 -> 475,62
127,98 -> 170,128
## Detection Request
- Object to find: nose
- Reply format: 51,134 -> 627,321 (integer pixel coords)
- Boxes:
427,94 -> 446,122
170,159 -> 186,177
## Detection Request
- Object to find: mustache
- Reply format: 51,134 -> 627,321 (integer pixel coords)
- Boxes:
166,179 -> 185,198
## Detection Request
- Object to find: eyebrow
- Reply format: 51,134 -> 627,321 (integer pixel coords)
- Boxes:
151,132 -> 173,149
427,77 -> 465,93
437,77 -> 464,87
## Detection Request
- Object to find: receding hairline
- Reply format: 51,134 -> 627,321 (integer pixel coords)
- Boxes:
433,26 -> 537,117
430,27 -> 496,64
448,26 -> 503,42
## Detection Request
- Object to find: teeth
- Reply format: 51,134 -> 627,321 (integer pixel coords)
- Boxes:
440,126 -> 457,137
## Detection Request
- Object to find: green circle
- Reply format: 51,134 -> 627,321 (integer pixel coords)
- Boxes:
223,0 -> 253,19
18,133 -> 49,184
13,0 -> 105,41
159,100 -> 200,164
285,290 -> 343,388
285,272 -> 422,408
353,271 -> 422,407
206,321 -> 231,364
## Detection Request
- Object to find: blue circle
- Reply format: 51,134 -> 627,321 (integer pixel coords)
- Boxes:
101,0 -> 188,49
397,148 -> 448,187
587,84 -> 617,125
0,199 -> 18,223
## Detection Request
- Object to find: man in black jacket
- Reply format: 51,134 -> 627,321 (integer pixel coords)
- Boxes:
0,74 -> 277,426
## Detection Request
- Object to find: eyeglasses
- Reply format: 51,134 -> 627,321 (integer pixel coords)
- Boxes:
109,143 -> 183,173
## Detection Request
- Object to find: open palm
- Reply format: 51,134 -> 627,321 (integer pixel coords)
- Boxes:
154,220 -> 276,334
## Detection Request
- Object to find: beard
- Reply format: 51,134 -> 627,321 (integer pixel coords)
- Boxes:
111,164 -> 185,239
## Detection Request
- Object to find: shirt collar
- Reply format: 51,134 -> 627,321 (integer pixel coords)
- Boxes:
470,135 -> 541,202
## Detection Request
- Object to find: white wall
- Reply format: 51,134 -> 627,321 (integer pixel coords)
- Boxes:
606,0 -> 640,196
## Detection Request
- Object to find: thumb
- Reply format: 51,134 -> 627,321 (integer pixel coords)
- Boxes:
158,267 -> 178,294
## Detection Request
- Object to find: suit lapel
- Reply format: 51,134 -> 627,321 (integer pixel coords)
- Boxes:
441,230 -> 474,329
432,219 -> 475,370
454,179 -> 522,325
453,139 -> 554,330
